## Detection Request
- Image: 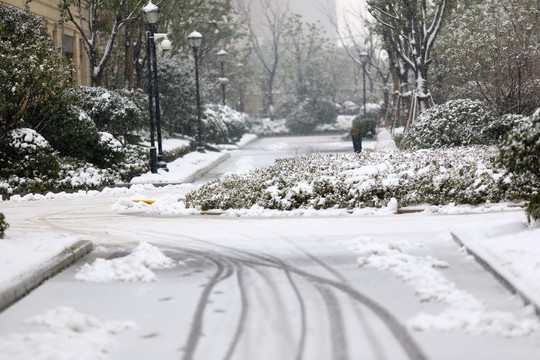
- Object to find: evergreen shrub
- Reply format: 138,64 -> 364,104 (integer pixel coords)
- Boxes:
498,108 -> 540,222
405,99 -> 512,149
186,146 -> 531,211
0,4 -> 72,130
68,86 -> 145,141
0,129 -> 60,195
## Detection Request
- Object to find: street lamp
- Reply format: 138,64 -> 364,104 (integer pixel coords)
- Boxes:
217,49 -> 228,106
359,51 -> 369,118
236,62 -> 244,112
142,0 -> 168,172
188,31 -> 204,153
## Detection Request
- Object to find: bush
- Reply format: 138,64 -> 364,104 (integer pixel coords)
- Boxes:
498,108 -> 540,222
157,56 -> 197,136
0,128 -> 61,195
0,213 -> 8,239
340,101 -> 360,115
286,100 -> 338,134
204,105 -> 248,143
186,146 -> 531,211
404,99 -> 511,149
202,106 -> 229,144
68,86 -> 145,141
0,4 -> 72,131
39,105 -> 100,161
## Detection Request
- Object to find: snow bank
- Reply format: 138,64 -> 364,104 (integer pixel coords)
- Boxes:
0,233 -> 80,292
347,236 -> 539,337
0,307 -> 135,360
452,219 -> 540,314
75,242 -> 177,282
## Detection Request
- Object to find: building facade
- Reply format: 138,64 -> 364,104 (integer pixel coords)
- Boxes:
1,0 -> 91,86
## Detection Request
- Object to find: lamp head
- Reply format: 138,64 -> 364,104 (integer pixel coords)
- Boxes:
160,38 -> 172,52
188,31 -> 202,48
217,49 -> 228,60
142,1 -> 160,24
358,51 -> 369,64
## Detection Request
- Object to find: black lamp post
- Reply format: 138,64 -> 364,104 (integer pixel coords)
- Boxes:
142,0 -> 167,172
217,49 -> 228,106
236,62 -> 244,112
188,31 -> 204,153
359,51 -> 369,118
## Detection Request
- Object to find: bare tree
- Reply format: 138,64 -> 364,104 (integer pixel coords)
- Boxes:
59,0 -> 144,86
236,0 -> 290,119
367,0 -> 450,123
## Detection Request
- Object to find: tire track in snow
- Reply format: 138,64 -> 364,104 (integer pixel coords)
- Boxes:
181,257 -> 225,360
179,240 -> 427,360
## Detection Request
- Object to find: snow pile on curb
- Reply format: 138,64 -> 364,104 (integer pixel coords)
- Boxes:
75,242 -> 177,282
348,236 -> 539,337
0,233 -> 80,292
452,219 -> 540,313
0,307 -> 135,360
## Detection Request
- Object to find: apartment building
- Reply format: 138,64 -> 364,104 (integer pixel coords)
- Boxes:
1,0 -> 91,86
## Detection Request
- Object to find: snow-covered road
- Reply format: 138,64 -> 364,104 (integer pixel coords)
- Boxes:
1,135 -> 539,360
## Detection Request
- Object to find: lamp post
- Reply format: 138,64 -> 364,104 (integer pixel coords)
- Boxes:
359,51 -> 369,118
236,62 -> 244,112
142,0 -> 168,171
188,31 -> 204,153
217,49 -> 228,106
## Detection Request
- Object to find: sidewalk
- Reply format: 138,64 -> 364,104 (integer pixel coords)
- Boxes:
451,220 -> 540,316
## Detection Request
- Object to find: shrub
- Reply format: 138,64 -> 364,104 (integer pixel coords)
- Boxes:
202,107 -> 229,144
186,146 -> 531,211
39,105 -> 101,162
204,105 -> 248,143
68,86 -> 145,141
0,4 -> 72,131
0,213 -> 8,239
498,108 -> 540,222
404,99 -> 509,149
157,56 -> 197,136
0,128 -> 61,195
286,99 -> 338,134
340,101 -> 360,115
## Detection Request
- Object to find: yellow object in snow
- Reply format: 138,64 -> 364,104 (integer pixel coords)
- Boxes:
132,199 -> 156,205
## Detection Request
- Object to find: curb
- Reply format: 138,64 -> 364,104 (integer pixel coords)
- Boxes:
450,232 -> 540,317
183,152 -> 231,183
0,240 -> 94,313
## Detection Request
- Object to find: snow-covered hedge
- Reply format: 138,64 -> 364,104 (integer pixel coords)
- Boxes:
498,108 -> 540,222
202,105 -> 249,144
405,99 -> 513,149
68,86 -> 145,140
0,128 -> 147,198
0,129 -> 61,195
250,118 -> 290,136
185,146 -> 531,211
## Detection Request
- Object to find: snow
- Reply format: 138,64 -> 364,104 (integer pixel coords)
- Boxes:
130,150 -> 228,184
452,220 -> 540,312
1,133 -> 539,353
0,307 -> 135,360
347,235 -> 539,337
0,233 -> 80,293
75,242 -> 178,282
